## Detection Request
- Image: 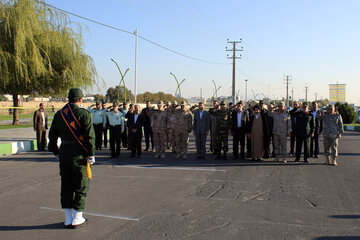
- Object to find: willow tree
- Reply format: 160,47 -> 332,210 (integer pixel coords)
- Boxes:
0,0 -> 97,124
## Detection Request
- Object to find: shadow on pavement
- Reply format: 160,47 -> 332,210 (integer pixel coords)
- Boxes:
329,215 -> 360,219
0,222 -> 64,231
314,237 -> 360,240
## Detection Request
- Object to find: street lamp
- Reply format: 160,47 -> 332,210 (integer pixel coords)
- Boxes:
170,72 -> 185,103
212,80 -> 222,100
111,58 -> 130,103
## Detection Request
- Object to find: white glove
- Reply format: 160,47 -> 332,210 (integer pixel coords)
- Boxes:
88,156 -> 95,165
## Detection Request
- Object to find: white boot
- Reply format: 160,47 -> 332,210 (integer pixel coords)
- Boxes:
64,208 -> 73,227
72,209 -> 86,227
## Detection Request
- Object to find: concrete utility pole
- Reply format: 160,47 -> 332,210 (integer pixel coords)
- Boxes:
305,85 -> 308,103
284,75 -> 291,108
291,87 -> 294,105
134,28 -> 138,104
226,39 -> 242,104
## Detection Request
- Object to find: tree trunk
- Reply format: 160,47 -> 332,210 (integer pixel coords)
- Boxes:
12,94 -> 19,125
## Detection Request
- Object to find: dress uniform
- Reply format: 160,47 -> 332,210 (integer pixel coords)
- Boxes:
87,102 -> 104,150
167,101 -> 178,152
208,100 -> 219,153
174,101 -> 192,159
48,88 -> 95,228
290,102 -> 315,163
103,101 -> 125,158
101,101 -> 109,148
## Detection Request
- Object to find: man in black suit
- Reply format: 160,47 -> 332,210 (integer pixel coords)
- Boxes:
230,101 -> 249,159
289,101 -> 300,156
310,101 -> 323,158
141,100 -> 154,151
127,104 -> 145,158
192,102 -> 211,159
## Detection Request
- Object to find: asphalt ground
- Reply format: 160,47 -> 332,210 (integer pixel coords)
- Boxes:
0,132 -> 359,240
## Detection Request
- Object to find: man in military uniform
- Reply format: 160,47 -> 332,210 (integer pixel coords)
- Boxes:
211,101 -> 232,160
167,101 -> 178,153
101,101 -> 109,148
318,105 -> 344,165
310,101 -> 323,158
208,100 -> 219,153
103,101 -> 125,158
290,102 -> 315,163
147,101 -> 168,158
289,101 -> 300,156
48,88 -> 95,228
87,102 -> 104,150
174,101 -> 192,159
270,102 -> 292,163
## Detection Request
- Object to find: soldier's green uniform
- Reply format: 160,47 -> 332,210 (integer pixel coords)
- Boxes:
211,101 -> 232,159
48,90 -> 95,213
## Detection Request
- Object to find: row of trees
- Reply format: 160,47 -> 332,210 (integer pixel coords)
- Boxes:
0,0 -> 97,124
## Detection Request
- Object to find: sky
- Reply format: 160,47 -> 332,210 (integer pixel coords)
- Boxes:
47,0 -> 360,104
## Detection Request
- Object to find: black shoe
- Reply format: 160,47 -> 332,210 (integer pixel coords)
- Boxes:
144,148 -> 148,151
233,155 -> 238,160
130,155 -> 135,158
251,158 -> 255,161
295,159 -> 300,162
304,159 -> 309,163
314,155 -> 319,158
216,153 -> 222,159
111,155 -> 116,158
136,155 -> 141,158
223,152 -> 227,160
196,156 -> 202,159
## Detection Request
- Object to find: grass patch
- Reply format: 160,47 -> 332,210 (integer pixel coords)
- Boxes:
0,113 -> 55,121
0,124 -> 33,130
344,123 -> 360,126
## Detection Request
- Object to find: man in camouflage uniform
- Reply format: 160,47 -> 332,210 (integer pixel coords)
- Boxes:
211,101 -> 232,160
48,88 -> 95,228
208,100 -> 219,153
147,101 -> 168,158
318,105 -> 344,166
270,101 -> 292,163
167,101 -> 178,153
174,101 -> 192,159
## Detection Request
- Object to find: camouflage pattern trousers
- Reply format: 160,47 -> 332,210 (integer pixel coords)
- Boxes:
168,129 -> 176,151
273,133 -> 288,158
175,131 -> 189,154
153,131 -> 167,153
323,136 -> 339,158
215,132 -> 229,152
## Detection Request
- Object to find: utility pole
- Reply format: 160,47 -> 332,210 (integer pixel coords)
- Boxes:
305,85 -> 308,103
200,88 -> 202,102
226,39 -> 242,104
245,79 -> 248,103
291,87 -> 294,105
134,28 -> 138,104
284,75 -> 291,108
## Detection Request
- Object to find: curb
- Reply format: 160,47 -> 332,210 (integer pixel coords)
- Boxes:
344,125 -> 360,132
0,140 -> 38,156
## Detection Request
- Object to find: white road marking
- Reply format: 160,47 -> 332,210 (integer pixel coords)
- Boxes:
40,207 -> 140,221
115,165 -> 226,172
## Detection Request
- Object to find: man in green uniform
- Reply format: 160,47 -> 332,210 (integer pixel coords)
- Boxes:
48,88 -> 95,228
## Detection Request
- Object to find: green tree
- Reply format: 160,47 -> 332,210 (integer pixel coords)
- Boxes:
335,102 -> 357,124
106,85 -> 133,103
93,94 -> 106,103
0,0 -> 97,124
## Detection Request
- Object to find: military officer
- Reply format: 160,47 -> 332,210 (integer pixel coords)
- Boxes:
101,101 -> 109,148
290,102 -> 315,163
48,88 -> 95,228
147,101 -> 168,158
318,105 -> 344,165
167,101 -> 178,153
174,101 -> 192,159
87,102 -> 104,150
208,100 -> 219,153
103,101 -> 125,158
270,102 -> 292,163
211,101 -> 232,160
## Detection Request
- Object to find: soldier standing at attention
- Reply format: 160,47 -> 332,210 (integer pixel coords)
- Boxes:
147,101 -> 168,158
121,102 -> 129,149
103,101 -> 125,158
310,101 -> 323,158
101,101 -> 109,148
212,101 -> 232,160
208,100 -> 219,154
48,88 -> 95,228
318,105 -> 344,165
87,102 -> 104,150
33,102 -> 48,151
289,101 -> 300,156
290,102 -> 315,163
167,101 -> 178,153
192,102 -> 211,159
270,102 -> 292,163
174,101 -> 193,159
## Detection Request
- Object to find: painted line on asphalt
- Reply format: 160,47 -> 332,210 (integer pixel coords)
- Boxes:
115,165 -> 226,172
40,207 -> 140,221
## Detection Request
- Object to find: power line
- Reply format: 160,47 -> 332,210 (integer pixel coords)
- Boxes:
35,0 -> 228,65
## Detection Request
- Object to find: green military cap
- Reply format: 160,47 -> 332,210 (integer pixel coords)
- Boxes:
198,101 -> 204,105
237,101 -> 243,105
68,88 -> 83,98
157,100 -> 163,105
101,99 -> 106,104
180,101 -> 186,105
172,100 -> 177,105
259,100 -> 264,104
278,101 -> 285,107
302,102 -> 308,107
113,101 -> 119,107
220,101 -> 226,105
327,104 -> 334,109
253,105 -> 260,110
